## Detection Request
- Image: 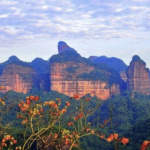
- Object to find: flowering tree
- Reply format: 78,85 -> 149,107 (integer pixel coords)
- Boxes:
16,95 -> 129,150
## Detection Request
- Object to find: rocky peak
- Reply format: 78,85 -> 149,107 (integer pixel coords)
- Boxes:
58,41 -> 77,53
8,56 -> 20,62
126,55 -> 150,95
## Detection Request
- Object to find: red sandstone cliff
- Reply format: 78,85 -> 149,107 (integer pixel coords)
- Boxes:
0,64 -> 37,93
126,55 -> 150,95
50,62 -> 120,100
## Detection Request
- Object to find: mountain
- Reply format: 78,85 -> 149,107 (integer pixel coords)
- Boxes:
31,58 -> 50,91
49,42 -> 125,100
31,58 -> 49,74
0,63 -> 37,93
126,55 -> 150,95
0,42 -> 149,98
89,55 -> 127,73
0,56 -> 30,75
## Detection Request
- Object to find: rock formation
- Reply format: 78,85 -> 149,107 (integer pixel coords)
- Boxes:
0,64 -> 37,93
50,62 -> 121,100
126,55 -> 150,95
58,41 -> 77,53
120,71 -> 127,82
50,42 -> 122,100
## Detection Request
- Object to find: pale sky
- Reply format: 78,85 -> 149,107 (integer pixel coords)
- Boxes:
0,0 -> 150,68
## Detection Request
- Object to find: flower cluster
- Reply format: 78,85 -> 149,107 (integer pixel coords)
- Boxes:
106,133 -> 129,145
74,113 -> 84,121
62,129 -> 78,147
16,95 -> 130,150
0,135 -> 18,149
17,96 -> 43,125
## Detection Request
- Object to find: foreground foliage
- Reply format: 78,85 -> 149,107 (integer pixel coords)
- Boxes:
0,90 -> 150,149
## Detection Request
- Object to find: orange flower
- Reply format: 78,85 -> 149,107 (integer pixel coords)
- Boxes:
26,99 -> 31,105
91,130 -> 95,134
21,118 -> 28,124
67,122 -> 73,126
1,142 -> 7,147
86,128 -> 91,132
0,86 -> 4,90
54,134 -> 58,139
141,140 -> 150,150
18,103 -> 22,108
121,137 -> 129,145
5,135 -> 11,141
78,113 -> 83,118
53,103 -> 58,109
65,139 -> 69,145
61,108 -> 67,113
34,96 -> 39,101
114,133 -> 118,140
74,94 -> 79,100
75,116 -> 79,121
106,134 -> 114,142
21,106 -> 27,112
17,114 -> 23,119
2,138 -> 6,143
40,108 -> 44,113
66,102 -> 70,107
100,134 -> 105,139
29,95 -> 35,100
73,132 -> 76,135
101,124 -> 104,128
104,120 -> 108,125
56,98 -> 61,103
72,144 -> 78,147
13,140 -> 17,144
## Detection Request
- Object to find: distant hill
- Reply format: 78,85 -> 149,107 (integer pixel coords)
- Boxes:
31,58 -> 49,74
0,56 -> 31,75
31,58 -> 50,91
89,56 -> 127,73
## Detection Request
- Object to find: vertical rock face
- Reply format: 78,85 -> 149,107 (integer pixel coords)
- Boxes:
126,55 -> 150,95
120,71 -> 127,82
50,62 -> 120,100
0,64 -> 37,93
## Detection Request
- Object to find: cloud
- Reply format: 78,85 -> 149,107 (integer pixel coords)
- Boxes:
0,0 -> 150,47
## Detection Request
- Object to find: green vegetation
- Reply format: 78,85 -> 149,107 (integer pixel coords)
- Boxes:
77,70 -> 109,81
49,51 -> 125,87
91,56 -> 127,73
0,90 -> 150,149
49,50 -> 92,65
66,66 -> 79,73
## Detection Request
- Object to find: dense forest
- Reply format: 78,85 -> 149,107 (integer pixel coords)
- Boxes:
0,90 -> 150,149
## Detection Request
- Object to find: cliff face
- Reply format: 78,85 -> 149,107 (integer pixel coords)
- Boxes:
50,62 -> 120,100
0,64 -> 37,93
126,55 -> 150,95
120,71 -> 127,82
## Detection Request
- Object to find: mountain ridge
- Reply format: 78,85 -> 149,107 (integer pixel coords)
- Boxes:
0,41 -> 149,98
